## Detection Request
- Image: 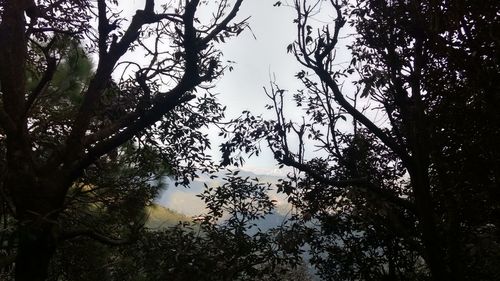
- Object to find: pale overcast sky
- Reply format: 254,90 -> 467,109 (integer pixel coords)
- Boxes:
207,0 -> 304,175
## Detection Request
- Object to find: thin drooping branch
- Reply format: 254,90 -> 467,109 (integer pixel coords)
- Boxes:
294,0 -> 412,165
320,72 -> 411,165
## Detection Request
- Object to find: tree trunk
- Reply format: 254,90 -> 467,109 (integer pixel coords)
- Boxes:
409,167 -> 449,281
15,223 -> 56,281
5,171 -> 63,281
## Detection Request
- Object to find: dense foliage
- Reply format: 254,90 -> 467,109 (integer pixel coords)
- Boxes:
1,0 -> 499,280
0,0 -> 250,280
224,0 -> 500,280
46,172 -> 305,281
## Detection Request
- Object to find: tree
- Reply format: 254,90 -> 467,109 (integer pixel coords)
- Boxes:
223,0 -> 500,280
0,0 -> 247,280
49,171 -> 302,281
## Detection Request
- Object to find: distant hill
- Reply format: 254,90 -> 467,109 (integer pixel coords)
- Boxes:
151,172 -> 318,279
157,169 -> 290,217
145,204 -> 191,229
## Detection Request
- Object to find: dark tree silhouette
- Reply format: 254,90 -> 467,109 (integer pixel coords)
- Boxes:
0,0 -> 247,280
223,0 -> 500,280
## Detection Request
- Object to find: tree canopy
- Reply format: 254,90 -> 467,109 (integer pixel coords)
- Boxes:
224,0 -> 500,280
1,0 -> 499,280
0,0 -> 249,280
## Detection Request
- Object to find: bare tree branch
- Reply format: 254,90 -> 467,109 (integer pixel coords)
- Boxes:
200,0 -> 245,47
